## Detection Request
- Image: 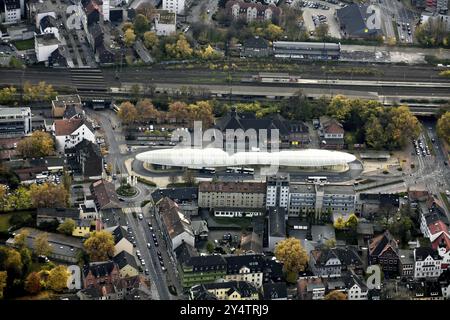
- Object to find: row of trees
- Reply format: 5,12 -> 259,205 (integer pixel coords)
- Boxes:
415,19 -> 450,48
333,213 -> 358,230
0,82 -> 57,105
437,111 -> 450,145
117,99 -> 215,128
0,182 -> 69,212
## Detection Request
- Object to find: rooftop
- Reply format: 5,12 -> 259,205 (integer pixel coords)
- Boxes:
35,33 -> 60,46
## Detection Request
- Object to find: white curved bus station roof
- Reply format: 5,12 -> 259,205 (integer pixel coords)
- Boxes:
136,148 -> 356,168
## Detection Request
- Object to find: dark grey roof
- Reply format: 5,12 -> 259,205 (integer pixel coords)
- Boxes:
5,0 -> 20,9
175,241 -> 199,265
185,255 -> 227,268
63,105 -> 81,119
414,247 -> 441,261
111,226 -> 129,244
83,261 -> 117,278
113,250 -> 138,270
312,246 -> 363,268
49,48 -> 67,67
67,139 -> 103,177
190,286 -> 218,300
151,187 -> 198,204
37,207 -> 79,219
40,15 -> 58,30
262,282 -> 287,300
244,36 -> 269,49
269,207 -> 286,238
215,109 -> 308,137
336,4 -> 381,37
359,193 -> 399,206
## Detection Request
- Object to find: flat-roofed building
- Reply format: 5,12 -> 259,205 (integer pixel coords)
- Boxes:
198,181 -> 266,209
273,41 -> 341,60
0,107 -> 32,137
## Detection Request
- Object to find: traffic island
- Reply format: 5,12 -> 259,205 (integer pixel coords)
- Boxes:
116,183 -> 138,197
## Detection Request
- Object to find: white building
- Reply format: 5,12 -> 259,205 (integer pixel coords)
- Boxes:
0,107 -> 32,137
154,10 -> 176,36
346,276 -> 368,300
35,33 -> 59,62
3,0 -> 21,24
162,0 -> 185,14
106,226 -> 134,257
414,247 -> 443,279
39,15 -> 60,40
266,174 -> 290,209
52,118 -> 95,152
101,0 -> 110,21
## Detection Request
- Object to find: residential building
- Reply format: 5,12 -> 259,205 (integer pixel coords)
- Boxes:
51,95 -> 82,118
0,107 -> 32,137
342,271 -> 368,300
215,108 -> 310,149
224,254 -> 283,288
267,207 -> 286,252
106,226 -> 134,257
48,48 -> 67,68
6,24 -> 35,40
72,219 -> 93,238
154,10 -> 176,36
3,0 -> 21,24
266,174 -> 290,209
399,249 -> 414,278
52,118 -> 95,152
297,276 -> 328,300
6,227 -> 84,263
226,1 -> 282,23
90,180 -> 121,210
179,255 -> 227,288
198,181 -> 266,209
82,261 -> 121,289
262,282 -> 288,300
35,33 -> 59,62
241,36 -> 270,58
151,187 -> 198,216
190,281 -> 259,300
77,275 -> 151,300
66,139 -> 103,179
113,251 -> 139,278
319,116 -> 345,149
191,220 -> 209,241
309,246 -> 363,277
356,193 -> 399,218
368,231 -> 400,276
162,0 -> 185,14
336,4 -> 382,39
36,207 -> 80,226
273,41 -> 341,60
288,183 -> 356,217
154,197 -> 195,254
414,247 -> 442,279
409,280 -> 444,300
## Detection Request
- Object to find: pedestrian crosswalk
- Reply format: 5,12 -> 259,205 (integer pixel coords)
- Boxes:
122,207 -> 142,214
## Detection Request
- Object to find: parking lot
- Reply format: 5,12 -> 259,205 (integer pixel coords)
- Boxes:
298,0 -> 344,39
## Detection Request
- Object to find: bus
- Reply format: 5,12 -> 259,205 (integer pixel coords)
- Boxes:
307,176 -> 327,183
241,168 -> 254,175
200,167 -> 216,174
226,167 -> 240,173
112,104 -> 120,113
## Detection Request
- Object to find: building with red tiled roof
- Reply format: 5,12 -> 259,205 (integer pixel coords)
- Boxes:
52,118 -> 95,152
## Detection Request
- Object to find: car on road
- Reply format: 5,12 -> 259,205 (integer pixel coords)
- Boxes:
138,214 -> 143,220
145,269 -> 149,275
445,161 -> 448,166
161,266 -> 166,272
141,259 -> 145,265
446,190 -> 450,196
147,242 -> 151,248
133,241 -> 137,247
154,240 -> 159,247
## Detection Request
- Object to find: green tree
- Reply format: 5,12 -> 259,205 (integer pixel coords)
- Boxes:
333,216 -> 346,230
84,231 -> 115,261
14,229 -> 29,250
274,238 -> 308,282
47,265 -> 69,292
324,238 -> 337,249
206,241 -> 215,254
0,86 -> 17,104
143,31 -> 159,49
134,14 -> 150,34
20,248 -> 32,275
34,232 -> 52,257
17,131 -> 55,158
165,34 -> 193,59
437,111 -> 450,144
57,218 -> 76,235
24,272 -> 41,295
136,99 -> 159,122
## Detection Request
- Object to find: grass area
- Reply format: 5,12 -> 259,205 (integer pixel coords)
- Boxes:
116,184 -> 138,197
167,182 -> 198,188
0,213 -> 12,232
211,216 -> 252,229
392,21 -> 399,43
136,176 -> 157,187
12,39 -> 35,51
440,192 -> 450,212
